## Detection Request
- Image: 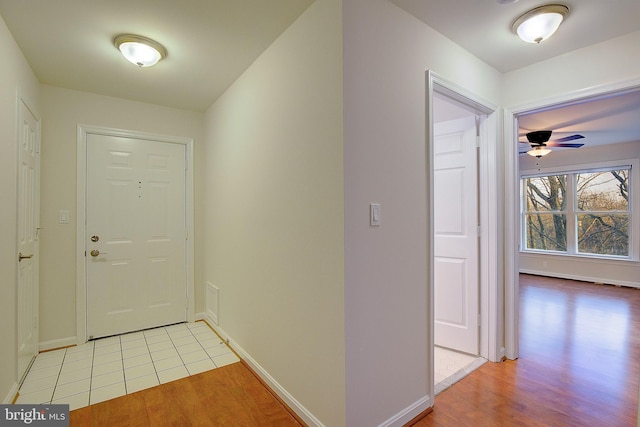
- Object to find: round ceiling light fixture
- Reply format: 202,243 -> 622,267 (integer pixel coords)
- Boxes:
512,4 -> 569,44
114,34 -> 167,67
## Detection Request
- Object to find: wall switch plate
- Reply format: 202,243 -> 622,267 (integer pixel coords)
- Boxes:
370,203 -> 381,226
59,210 -> 69,224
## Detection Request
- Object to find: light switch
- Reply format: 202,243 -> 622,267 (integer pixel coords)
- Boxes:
370,203 -> 381,226
59,210 -> 69,224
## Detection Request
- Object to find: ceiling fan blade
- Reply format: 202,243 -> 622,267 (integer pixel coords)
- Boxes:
551,134 -> 585,143
546,142 -> 584,148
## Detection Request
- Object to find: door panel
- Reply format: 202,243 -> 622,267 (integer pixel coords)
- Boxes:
434,116 -> 479,355
17,99 -> 40,382
86,134 -> 186,339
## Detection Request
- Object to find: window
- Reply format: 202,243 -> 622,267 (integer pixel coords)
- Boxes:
522,166 -> 631,258
576,170 -> 629,256
524,175 -> 567,251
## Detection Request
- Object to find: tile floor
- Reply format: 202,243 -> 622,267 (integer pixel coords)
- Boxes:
434,346 -> 486,395
16,322 -> 240,410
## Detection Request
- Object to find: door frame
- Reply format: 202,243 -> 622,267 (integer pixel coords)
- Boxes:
427,71 -> 502,401
502,76 -> 640,360
75,125 -> 195,344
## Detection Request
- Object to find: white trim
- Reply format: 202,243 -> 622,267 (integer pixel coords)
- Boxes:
503,107 -> 520,360
377,395 -> 431,427
39,336 -> 77,352
203,321 -> 324,427
504,76 -> 640,361
75,125 -> 195,344
3,382 -> 19,404
427,72 -> 504,373
519,269 -> 639,289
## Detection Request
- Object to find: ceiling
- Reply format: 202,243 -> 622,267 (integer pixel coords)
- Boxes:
0,0 -> 313,111
389,0 -> 640,74
1,0 -> 639,150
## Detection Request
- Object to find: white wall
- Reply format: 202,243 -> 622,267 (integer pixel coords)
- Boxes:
38,85 -> 204,347
0,15 -> 41,403
503,30 -> 640,107
343,0 -> 501,425
519,141 -> 640,288
201,0 -> 345,425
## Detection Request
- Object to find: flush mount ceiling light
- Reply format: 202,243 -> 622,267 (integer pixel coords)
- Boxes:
527,145 -> 552,158
113,34 -> 167,67
512,4 -> 569,44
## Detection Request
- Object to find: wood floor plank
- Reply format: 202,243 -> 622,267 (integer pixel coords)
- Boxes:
412,274 -> 640,427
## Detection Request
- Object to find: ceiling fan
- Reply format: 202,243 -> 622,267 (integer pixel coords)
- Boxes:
519,130 -> 585,157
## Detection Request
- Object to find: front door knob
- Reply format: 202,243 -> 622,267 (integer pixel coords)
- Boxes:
90,249 -> 107,257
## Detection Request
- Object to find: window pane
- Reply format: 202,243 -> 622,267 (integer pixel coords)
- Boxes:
525,213 -> 567,251
578,213 -> 629,256
525,175 -> 566,212
577,170 -> 629,211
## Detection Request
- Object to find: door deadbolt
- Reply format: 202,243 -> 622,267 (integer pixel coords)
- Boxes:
91,235 -> 100,242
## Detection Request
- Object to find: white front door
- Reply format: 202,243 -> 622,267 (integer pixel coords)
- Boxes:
434,116 -> 479,355
17,99 -> 40,381
86,134 -> 187,339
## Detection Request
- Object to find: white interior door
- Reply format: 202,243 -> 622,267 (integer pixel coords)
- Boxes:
86,134 -> 187,339
434,116 -> 479,355
17,99 -> 40,381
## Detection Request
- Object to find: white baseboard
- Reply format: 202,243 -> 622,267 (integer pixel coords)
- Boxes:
200,319 -> 324,427
39,336 -> 77,352
3,382 -> 19,404
520,269 -> 640,289
377,395 -> 431,427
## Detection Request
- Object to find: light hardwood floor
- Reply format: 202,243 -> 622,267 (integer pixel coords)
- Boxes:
70,361 -> 303,426
412,274 -> 640,426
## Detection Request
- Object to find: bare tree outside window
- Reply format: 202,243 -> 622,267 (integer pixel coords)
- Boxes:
523,168 -> 630,257
577,170 -> 629,256
524,175 -> 567,251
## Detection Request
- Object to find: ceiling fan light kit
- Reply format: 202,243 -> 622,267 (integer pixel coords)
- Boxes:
520,130 -> 585,157
527,146 -> 552,158
114,34 -> 167,67
512,4 -> 569,44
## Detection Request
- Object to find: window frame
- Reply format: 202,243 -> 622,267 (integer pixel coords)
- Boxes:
520,160 -> 637,261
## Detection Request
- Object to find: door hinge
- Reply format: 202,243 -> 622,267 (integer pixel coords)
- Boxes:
477,225 -> 481,237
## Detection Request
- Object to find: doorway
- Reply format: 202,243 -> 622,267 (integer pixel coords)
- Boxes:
17,96 -> 40,383
76,126 -> 196,343
427,71 -> 501,402
504,80 -> 640,360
